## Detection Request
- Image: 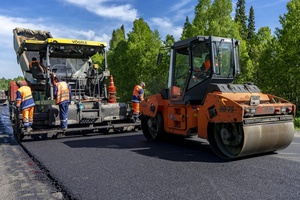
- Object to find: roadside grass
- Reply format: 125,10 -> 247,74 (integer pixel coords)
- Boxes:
294,117 -> 300,129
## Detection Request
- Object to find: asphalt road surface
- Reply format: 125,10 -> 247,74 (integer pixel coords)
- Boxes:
21,131 -> 300,200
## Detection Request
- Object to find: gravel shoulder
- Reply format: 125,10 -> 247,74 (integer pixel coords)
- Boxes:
0,134 -> 63,200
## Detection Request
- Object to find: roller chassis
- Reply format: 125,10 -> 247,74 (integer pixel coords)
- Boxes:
140,36 -> 296,160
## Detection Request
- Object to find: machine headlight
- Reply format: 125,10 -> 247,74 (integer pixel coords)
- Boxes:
244,108 -> 256,117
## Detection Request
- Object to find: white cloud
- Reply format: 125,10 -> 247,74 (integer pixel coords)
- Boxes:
0,14 -> 111,44
173,5 -> 195,22
62,0 -> 138,22
170,0 -> 192,12
149,17 -> 182,40
0,15 -> 48,78
164,0 -> 195,23
0,15 -> 43,43
0,14 -> 112,79
142,1 -> 195,41
152,1 -> 194,38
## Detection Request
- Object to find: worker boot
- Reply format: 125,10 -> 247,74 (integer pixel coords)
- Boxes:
61,127 -> 67,132
26,126 -> 33,132
133,114 -> 140,123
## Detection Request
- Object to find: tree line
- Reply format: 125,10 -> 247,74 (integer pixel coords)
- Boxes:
2,0 -> 300,116
0,76 -> 24,91
107,0 -> 300,116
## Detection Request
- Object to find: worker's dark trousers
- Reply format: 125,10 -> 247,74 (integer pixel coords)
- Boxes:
59,102 -> 69,129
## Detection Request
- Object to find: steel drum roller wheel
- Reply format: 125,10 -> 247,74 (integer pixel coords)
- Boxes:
141,113 -> 164,141
209,121 -> 295,159
212,123 -> 244,159
239,121 -> 294,157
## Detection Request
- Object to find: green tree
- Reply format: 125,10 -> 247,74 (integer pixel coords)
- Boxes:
107,25 -> 130,102
157,34 -> 175,88
181,16 -> 193,40
246,6 -> 256,60
207,0 -> 239,37
0,76 -> 24,93
164,34 -> 175,47
235,0 -> 248,40
125,18 -> 164,98
109,25 -> 126,51
247,6 -> 255,40
275,0 -> 300,112
255,27 -> 276,89
183,0 -> 240,38
107,18 -> 164,102
181,0 -> 211,39
240,6 -> 258,84
91,52 -> 104,69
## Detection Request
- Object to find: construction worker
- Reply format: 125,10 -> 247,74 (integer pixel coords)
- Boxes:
131,82 -> 145,122
192,67 -> 201,82
53,77 -> 72,131
86,63 -> 99,96
200,53 -> 211,72
193,53 -> 212,83
91,64 -> 99,77
15,80 -> 35,132
29,57 -> 45,73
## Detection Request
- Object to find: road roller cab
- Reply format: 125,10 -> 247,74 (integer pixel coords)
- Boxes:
140,36 -> 296,159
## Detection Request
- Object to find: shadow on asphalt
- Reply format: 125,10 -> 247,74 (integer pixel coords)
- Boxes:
58,132 -> 230,163
20,130 -> 282,163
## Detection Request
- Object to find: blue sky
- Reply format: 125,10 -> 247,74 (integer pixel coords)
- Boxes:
0,0 -> 289,79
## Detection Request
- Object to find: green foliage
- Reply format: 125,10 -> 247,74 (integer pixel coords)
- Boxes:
294,117 -> 300,128
91,52 -> 104,70
208,0 -> 237,37
0,76 -> 23,90
164,34 -> 175,46
181,16 -> 193,39
255,27 -> 277,90
182,0 -> 241,39
107,18 -> 166,102
109,25 -> 126,51
235,0 -> 248,40
247,6 -> 255,39
272,0 -> 300,115
234,1 -> 258,84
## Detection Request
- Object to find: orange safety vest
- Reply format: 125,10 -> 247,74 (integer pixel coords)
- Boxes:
29,61 -> 45,73
55,82 -> 70,105
203,60 -> 211,72
17,86 -> 33,102
132,85 -> 144,102
16,85 -> 35,109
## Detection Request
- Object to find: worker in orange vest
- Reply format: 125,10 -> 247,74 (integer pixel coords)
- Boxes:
131,82 -> 145,123
193,53 -> 212,82
53,77 -> 72,131
15,80 -> 35,132
201,53 -> 211,72
29,57 -> 45,73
